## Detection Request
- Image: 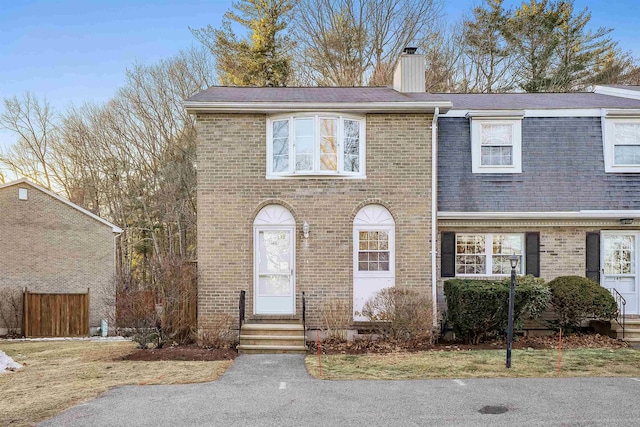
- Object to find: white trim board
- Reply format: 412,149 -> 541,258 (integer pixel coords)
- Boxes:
0,178 -> 123,233
185,101 -> 452,114
595,85 -> 640,100
442,108 -> 607,118
438,210 -> 640,220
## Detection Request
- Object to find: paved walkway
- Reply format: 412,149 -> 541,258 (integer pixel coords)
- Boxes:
42,354 -> 640,426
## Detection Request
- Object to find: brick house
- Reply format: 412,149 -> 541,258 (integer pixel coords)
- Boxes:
186,51 -> 640,349
0,179 -> 122,336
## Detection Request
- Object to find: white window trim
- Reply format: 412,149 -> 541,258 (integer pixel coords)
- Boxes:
266,113 -> 366,179
455,233 -> 525,277
603,117 -> 640,173
470,117 -> 523,174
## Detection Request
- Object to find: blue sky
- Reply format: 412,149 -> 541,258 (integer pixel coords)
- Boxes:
0,0 -> 639,147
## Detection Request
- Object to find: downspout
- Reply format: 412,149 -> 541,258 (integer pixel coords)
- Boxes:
431,107 -> 439,327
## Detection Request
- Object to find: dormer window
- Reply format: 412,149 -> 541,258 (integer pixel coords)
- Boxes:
604,115 -> 640,173
468,111 -> 523,174
267,114 -> 365,178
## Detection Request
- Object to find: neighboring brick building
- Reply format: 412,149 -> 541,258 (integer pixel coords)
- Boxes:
0,179 -> 122,335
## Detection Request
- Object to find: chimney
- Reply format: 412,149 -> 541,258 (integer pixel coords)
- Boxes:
393,47 -> 425,93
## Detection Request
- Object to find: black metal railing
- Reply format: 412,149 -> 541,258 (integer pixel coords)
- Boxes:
608,288 -> 626,339
239,290 -> 246,333
302,291 -> 306,332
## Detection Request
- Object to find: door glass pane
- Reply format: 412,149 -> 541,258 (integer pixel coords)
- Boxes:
320,118 -> 337,171
358,230 -> 390,271
295,118 -> 314,171
258,231 -> 290,274
272,120 -> 289,173
258,275 -> 291,295
604,235 -> 635,275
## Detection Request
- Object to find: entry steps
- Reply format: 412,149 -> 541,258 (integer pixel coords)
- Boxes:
611,318 -> 640,348
238,322 -> 307,354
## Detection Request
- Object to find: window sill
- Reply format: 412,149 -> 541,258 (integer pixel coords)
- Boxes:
472,167 -> 522,174
266,173 -> 366,180
605,165 -> 640,173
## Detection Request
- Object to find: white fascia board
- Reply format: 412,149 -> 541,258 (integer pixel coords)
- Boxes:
0,178 -> 123,233
443,109 -> 605,118
595,85 -> 640,100
184,101 -> 453,114
438,211 -> 640,220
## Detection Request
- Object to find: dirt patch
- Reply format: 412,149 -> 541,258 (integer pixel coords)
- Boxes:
120,345 -> 237,361
309,333 -> 627,355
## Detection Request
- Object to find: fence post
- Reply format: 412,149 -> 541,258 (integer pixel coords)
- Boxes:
23,287 -> 28,337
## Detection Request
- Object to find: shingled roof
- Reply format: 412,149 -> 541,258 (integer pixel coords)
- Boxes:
437,92 -> 640,110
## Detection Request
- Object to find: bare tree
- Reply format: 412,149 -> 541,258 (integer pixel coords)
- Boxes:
0,93 -> 60,188
292,0 -> 443,86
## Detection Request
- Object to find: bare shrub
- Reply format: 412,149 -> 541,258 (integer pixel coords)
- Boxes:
115,256 -> 197,348
0,288 -> 23,337
321,297 -> 351,341
198,314 -> 237,349
360,287 -> 435,343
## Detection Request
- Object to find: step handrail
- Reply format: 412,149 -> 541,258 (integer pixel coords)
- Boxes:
302,291 -> 306,333
239,290 -> 246,334
608,288 -> 626,339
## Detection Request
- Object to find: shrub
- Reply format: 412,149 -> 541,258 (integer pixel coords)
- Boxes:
320,297 -> 351,341
0,288 -> 22,337
198,314 -> 237,349
359,287 -> 434,343
548,275 -> 618,331
444,276 -> 550,344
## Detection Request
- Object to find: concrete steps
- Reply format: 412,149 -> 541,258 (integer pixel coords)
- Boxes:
611,319 -> 640,348
238,321 -> 307,354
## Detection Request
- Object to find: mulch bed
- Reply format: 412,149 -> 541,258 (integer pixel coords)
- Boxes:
117,333 -> 627,361
308,333 -> 628,355
120,345 -> 237,361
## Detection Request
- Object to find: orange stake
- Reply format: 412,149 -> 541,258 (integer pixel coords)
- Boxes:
557,327 -> 563,375
316,329 -> 323,377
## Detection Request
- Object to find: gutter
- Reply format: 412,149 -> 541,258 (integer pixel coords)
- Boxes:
431,107 -> 439,327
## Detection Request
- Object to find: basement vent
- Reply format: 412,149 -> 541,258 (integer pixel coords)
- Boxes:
18,188 -> 28,200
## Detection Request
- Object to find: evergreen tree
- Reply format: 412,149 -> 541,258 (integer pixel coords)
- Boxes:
191,0 -> 294,86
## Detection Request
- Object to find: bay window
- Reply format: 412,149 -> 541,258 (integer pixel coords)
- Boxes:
267,114 -> 365,177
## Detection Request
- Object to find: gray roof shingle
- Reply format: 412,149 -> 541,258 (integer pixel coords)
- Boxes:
186,86 -> 450,103
437,92 -> 640,109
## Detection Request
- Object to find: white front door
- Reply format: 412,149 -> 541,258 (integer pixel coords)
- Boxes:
353,205 -> 395,321
254,228 -> 295,314
602,232 -> 639,315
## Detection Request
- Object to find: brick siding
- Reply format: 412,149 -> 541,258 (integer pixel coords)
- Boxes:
196,113 -> 434,332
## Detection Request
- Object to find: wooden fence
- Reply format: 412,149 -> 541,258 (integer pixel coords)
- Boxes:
23,288 -> 90,337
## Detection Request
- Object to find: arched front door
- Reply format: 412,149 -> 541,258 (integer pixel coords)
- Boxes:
353,205 -> 395,320
253,205 -> 296,314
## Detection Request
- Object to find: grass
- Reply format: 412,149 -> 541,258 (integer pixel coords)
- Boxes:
0,340 -> 232,426
305,348 -> 640,380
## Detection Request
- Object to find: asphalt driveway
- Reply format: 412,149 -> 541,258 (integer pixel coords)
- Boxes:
42,354 -> 640,426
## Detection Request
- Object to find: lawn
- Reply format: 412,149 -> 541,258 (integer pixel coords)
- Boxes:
0,340 -> 232,427
305,348 -> 640,380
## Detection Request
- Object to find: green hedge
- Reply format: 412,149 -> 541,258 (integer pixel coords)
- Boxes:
444,276 -> 550,344
548,275 -> 618,331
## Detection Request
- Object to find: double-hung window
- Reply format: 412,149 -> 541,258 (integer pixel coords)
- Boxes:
604,116 -> 640,173
469,112 -> 523,174
455,233 -> 524,276
267,114 -> 365,178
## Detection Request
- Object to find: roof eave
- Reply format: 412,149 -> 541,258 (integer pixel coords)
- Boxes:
184,101 -> 452,114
